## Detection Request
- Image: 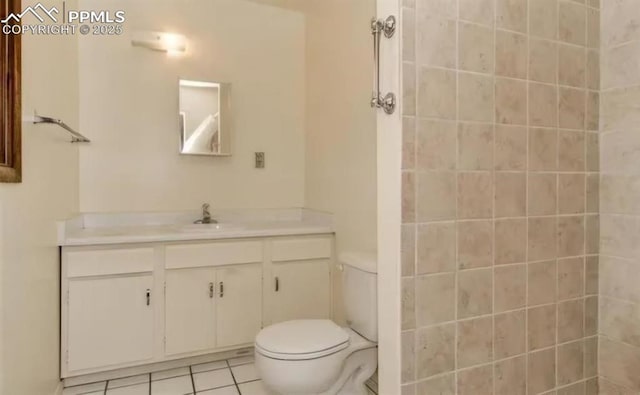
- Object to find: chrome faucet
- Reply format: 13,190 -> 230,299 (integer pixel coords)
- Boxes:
195,203 -> 217,224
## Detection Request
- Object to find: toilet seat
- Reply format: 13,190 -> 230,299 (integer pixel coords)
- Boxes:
255,319 -> 350,361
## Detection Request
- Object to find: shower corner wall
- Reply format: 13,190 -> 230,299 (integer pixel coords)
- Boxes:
399,0 -> 603,393
598,0 -> 640,393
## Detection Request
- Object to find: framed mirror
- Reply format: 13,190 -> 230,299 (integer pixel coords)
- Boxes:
0,0 -> 22,182
179,79 -> 232,156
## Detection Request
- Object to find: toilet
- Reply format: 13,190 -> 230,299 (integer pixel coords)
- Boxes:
255,252 -> 378,395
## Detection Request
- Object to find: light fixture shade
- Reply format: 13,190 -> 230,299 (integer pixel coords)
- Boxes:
131,31 -> 187,53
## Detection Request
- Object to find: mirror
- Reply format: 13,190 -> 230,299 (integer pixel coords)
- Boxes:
179,80 -> 232,156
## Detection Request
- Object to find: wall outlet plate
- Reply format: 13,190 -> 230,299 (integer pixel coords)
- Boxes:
255,152 -> 265,168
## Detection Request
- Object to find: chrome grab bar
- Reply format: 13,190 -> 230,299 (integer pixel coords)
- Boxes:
371,15 -> 396,115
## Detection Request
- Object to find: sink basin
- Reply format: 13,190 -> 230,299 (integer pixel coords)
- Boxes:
179,223 -> 244,232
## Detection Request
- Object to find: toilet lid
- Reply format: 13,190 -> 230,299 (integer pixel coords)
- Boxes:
255,320 -> 349,360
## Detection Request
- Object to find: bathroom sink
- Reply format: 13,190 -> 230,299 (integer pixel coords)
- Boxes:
178,223 -> 244,232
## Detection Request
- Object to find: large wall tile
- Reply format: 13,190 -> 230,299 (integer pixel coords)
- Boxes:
457,317 -> 493,368
416,222 -> 456,274
417,67 -> 456,119
496,0 -> 527,33
415,323 -> 455,378
458,268 -> 493,318
415,273 -> 456,326
599,337 -> 640,391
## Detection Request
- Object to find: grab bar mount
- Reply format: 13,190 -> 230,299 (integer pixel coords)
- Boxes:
371,15 -> 397,115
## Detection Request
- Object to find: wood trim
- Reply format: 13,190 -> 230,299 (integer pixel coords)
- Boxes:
0,0 -> 21,183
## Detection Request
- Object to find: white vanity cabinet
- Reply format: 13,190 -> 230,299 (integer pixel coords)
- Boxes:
164,263 -> 263,356
267,238 -> 332,324
164,267 -> 217,355
61,234 -> 333,378
63,248 -> 156,373
215,264 -> 263,347
269,260 -> 331,323
164,241 -> 264,355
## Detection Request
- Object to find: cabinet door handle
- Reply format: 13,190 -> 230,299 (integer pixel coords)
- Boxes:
219,281 -> 224,298
209,282 -> 214,298
146,289 -> 151,306
275,277 -> 279,292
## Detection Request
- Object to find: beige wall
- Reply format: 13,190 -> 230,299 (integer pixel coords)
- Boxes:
303,0 -> 377,254
599,0 -> 640,392
400,0 -> 599,393
0,1 -> 378,393
78,0 -> 306,212
302,0 -> 377,322
0,2 -> 80,393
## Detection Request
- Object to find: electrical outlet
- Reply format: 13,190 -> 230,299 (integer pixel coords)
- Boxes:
255,152 -> 265,168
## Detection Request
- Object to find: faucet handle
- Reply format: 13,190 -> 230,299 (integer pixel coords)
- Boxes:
202,203 -> 210,211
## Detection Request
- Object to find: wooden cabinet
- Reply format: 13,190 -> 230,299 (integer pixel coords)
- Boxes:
61,235 -> 333,377
67,274 -> 154,372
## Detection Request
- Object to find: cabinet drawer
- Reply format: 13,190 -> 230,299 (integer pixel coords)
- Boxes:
66,248 -> 155,278
166,241 -> 263,269
271,237 -> 332,262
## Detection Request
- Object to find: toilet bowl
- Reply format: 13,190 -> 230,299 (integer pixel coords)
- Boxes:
255,320 -> 377,395
255,252 -> 378,395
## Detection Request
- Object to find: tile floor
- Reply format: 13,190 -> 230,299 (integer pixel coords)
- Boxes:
63,356 -> 378,395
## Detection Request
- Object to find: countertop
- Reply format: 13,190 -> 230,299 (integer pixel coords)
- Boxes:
58,209 -> 334,246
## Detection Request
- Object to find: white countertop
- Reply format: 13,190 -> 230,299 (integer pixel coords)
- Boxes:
58,208 -> 334,246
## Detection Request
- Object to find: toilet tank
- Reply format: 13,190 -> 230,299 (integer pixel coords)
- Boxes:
340,252 -> 377,342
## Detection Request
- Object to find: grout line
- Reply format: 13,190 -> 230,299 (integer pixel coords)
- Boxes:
410,0 -> 419,387
491,0 -> 498,393
453,0 -> 460,393
403,350 -> 599,388
582,10 -> 590,382
524,0 -> 531,392
418,63 -> 595,92
554,0 -> 562,391
189,366 -> 196,395
226,359 -> 242,395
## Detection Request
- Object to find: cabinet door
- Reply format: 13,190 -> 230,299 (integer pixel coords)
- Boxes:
270,259 -> 331,324
216,264 -> 263,347
165,267 -> 216,355
67,274 -> 154,372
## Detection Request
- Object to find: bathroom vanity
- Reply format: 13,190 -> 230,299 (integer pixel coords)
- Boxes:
57,210 -> 334,378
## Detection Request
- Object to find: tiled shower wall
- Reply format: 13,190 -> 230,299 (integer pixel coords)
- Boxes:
598,1 -> 640,393
400,0 -> 600,394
